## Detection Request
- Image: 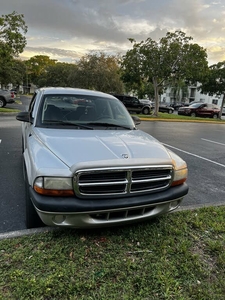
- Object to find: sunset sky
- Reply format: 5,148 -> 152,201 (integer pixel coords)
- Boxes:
1,0 -> 225,65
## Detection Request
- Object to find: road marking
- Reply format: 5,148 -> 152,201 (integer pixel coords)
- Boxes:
201,138 -> 225,146
0,139 -> 1,144
163,143 -> 225,168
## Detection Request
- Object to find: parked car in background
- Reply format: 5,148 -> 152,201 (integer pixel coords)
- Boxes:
139,99 -> 152,106
0,89 -> 15,108
10,88 -> 18,95
16,87 -> 188,229
184,101 -> 203,107
112,94 -> 152,115
170,102 -> 185,110
178,102 -> 220,118
151,102 -> 174,114
159,104 -> 174,114
10,91 -> 16,98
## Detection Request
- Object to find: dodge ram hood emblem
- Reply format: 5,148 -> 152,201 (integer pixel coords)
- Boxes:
122,154 -> 129,159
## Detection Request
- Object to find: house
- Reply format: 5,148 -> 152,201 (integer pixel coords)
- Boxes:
161,83 -> 224,107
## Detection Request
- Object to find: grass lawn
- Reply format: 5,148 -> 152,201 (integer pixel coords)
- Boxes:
0,99 -> 21,113
0,206 -> 225,299
138,112 -> 225,123
0,107 -> 20,113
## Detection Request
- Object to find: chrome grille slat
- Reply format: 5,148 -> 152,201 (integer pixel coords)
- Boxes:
79,179 -> 128,186
74,166 -> 173,198
131,175 -> 171,183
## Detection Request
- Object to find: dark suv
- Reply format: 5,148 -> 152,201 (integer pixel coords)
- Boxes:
112,94 -> 151,115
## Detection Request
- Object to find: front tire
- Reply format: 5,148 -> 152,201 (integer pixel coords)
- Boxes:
212,114 -> 218,119
0,97 -> 6,108
191,112 -> 196,117
24,163 -> 44,229
168,109 -> 173,114
142,107 -> 150,115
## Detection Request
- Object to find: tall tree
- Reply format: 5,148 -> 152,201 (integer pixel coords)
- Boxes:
0,11 -> 27,56
199,61 -> 225,119
0,11 -> 27,86
43,62 -> 77,87
26,55 -> 57,86
69,52 -> 124,93
8,59 -> 26,87
121,31 -> 208,115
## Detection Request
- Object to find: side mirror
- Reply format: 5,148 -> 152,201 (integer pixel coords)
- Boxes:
132,115 -> 141,125
16,111 -> 33,123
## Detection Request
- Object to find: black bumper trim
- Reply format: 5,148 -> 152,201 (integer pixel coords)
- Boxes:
29,183 -> 188,213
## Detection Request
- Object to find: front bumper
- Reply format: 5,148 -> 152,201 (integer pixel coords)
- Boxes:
29,183 -> 188,228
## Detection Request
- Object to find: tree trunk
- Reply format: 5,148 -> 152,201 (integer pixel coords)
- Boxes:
153,77 -> 159,116
219,93 -> 225,119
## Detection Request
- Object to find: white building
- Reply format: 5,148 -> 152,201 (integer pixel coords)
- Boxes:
161,83 -> 224,107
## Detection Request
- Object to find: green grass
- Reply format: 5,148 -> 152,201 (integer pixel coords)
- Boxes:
138,112 -> 225,123
0,98 -> 21,113
0,206 -> 225,299
0,107 -> 20,113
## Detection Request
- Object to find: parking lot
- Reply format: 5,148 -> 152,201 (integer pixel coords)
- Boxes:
138,120 -> 225,208
0,110 -> 225,233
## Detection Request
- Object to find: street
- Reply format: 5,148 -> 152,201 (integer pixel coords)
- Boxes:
139,121 -> 225,208
0,99 -> 225,233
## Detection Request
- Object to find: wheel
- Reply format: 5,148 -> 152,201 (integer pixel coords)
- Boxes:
142,107 -> 150,115
191,112 -> 196,117
212,114 -> 218,119
23,162 -> 44,229
0,97 -> 6,108
168,109 -> 173,114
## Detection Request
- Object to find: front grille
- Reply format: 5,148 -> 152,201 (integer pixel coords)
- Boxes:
79,171 -> 127,183
89,205 -> 157,221
74,166 -> 173,198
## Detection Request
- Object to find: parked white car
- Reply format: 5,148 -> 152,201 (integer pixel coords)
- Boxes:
0,89 -> 15,108
16,87 -> 188,229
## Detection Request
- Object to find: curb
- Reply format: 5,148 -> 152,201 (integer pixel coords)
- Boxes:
0,227 -> 58,240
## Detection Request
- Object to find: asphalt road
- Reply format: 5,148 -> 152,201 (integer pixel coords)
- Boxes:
139,121 -> 225,208
0,97 -> 225,233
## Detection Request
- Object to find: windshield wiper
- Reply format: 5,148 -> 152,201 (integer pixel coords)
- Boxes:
86,122 -> 133,130
44,120 -> 94,129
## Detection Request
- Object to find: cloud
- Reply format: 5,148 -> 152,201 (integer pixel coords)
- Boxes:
20,46 -> 82,62
1,0 -> 225,64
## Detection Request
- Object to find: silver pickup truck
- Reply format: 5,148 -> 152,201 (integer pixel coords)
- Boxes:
16,87 -> 189,229
0,89 -> 15,108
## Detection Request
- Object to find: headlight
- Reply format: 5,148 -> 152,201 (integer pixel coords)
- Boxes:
34,177 -> 74,196
167,149 -> 188,186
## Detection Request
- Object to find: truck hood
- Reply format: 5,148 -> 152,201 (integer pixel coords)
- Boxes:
34,128 -> 172,170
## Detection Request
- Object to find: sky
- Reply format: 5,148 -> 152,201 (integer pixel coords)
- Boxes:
1,0 -> 225,65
